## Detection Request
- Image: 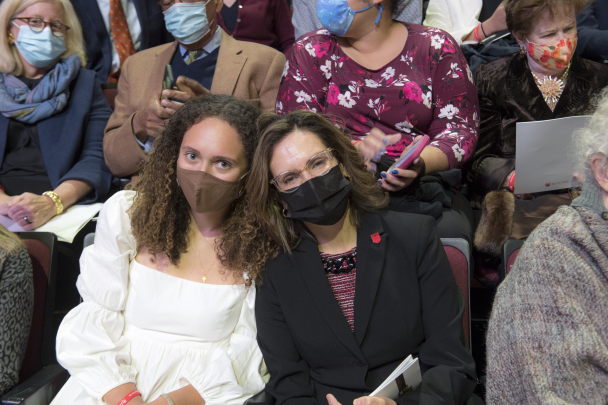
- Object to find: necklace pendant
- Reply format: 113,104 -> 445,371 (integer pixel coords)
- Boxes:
202,276 -> 207,283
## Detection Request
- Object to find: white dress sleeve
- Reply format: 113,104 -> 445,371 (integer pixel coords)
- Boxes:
179,282 -> 268,405
423,0 -> 483,45
56,190 -> 139,401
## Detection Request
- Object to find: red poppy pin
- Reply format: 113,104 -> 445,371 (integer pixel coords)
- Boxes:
371,233 -> 381,243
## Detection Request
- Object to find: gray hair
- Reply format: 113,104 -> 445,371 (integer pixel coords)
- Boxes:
574,88 -> 608,179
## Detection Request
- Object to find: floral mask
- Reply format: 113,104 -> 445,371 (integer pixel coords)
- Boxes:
527,35 -> 578,70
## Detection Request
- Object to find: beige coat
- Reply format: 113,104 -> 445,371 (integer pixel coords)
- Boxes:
103,29 -> 285,178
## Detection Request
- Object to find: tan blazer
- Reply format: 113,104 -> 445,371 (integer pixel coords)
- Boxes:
103,29 -> 286,178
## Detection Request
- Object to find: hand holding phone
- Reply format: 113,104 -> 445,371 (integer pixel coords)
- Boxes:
387,135 -> 430,172
378,135 -> 429,192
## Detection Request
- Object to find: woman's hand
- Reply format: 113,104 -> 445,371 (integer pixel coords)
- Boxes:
354,128 -> 401,172
378,157 -> 424,192
0,192 -> 20,216
378,135 -> 425,192
6,193 -> 56,230
326,393 -> 397,405
484,2 -> 507,35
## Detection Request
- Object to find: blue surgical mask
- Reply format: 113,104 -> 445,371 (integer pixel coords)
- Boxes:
163,1 -> 214,45
317,0 -> 383,37
12,23 -> 66,68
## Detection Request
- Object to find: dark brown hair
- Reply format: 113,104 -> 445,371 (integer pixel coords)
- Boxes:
129,95 -> 261,286
243,110 -> 389,256
505,0 -> 592,38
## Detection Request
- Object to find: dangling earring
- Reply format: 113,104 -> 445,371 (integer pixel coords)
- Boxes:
520,47 -> 526,57
282,208 -> 288,218
8,33 -> 14,45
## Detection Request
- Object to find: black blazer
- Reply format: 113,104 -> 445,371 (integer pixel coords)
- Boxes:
70,0 -> 173,83
255,211 -> 477,405
465,53 -> 608,199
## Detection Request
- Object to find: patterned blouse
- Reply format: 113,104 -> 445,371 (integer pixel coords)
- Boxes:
321,248 -> 357,331
275,23 -> 480,169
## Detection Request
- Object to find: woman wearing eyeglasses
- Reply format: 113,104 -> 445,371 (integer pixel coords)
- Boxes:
224,110 -> 477,405
0,0 -> 113,230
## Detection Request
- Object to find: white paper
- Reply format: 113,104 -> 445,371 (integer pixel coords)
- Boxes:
370,355 -> 422,399
0,203 -> 102,243
515,116 -> 591,194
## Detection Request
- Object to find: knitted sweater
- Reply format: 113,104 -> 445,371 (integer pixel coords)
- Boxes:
485,178 -> 608,404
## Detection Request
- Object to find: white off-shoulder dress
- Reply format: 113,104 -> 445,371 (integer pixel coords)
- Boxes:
51,191 -> 267,405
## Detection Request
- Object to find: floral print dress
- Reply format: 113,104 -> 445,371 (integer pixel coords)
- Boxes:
276,23 -> 480,169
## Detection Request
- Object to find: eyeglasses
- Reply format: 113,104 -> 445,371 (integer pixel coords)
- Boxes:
271,148 -> 336,193
159,0 -> 206,11
12,17 -> 70,37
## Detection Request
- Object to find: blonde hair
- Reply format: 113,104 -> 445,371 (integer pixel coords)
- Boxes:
0,224 -> 24,254
0,0 -> 86,76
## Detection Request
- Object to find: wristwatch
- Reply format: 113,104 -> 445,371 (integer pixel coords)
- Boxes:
43,191 -> 64,215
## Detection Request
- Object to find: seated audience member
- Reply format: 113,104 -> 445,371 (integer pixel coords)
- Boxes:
576,2 -> 608,64
0,225 -> 33,396
278,0 -> 480,244
423,0 -> 506,45
230,111 -> 477,405
71,0 -> 174,83
103,0 -> 285,180
52,95 -> 267,405
486,90 -> 608,403
217,0 -> 295,53
292,0 -> 422,39
467,0 -> 608,256
0,0 -> 113,230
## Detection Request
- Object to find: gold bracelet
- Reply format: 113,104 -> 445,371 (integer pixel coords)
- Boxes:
161,394 -> 176,405
43,191 -> 64,215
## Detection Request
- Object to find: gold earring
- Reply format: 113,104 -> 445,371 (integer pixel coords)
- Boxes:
520,47 -> 526,57
282,208 -> 287,218
8,33 -> 14,45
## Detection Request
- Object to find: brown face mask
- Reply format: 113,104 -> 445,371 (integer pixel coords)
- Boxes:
176,166 -> 246,213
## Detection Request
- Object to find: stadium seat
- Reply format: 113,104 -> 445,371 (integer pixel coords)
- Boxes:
1,233 -> 69,405
499,238 -> 526,283
441,238 -> 471,351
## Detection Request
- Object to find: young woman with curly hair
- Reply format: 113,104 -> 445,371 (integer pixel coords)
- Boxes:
51,95 -> 268,405
228,110 -> 478,405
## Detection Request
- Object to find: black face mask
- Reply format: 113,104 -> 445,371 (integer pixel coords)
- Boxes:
280,165 -> 352,226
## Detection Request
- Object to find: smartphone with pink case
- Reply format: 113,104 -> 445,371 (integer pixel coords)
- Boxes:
388,135 -> 430,172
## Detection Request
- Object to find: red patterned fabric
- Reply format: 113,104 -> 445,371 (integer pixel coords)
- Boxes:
322,248 -> 357,331
108,0 -> 136,83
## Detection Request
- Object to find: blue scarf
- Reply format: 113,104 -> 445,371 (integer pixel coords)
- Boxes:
0,54 -> 81,124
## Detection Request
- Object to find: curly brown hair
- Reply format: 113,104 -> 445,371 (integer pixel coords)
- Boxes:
129,95 -> 262,286
505,0 -> 591,38
221,110 -> 389,282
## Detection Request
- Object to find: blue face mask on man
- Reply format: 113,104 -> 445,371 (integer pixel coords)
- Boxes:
163,1 -> 214,45
317,0 -> 383,37
12,24 -> 66,68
